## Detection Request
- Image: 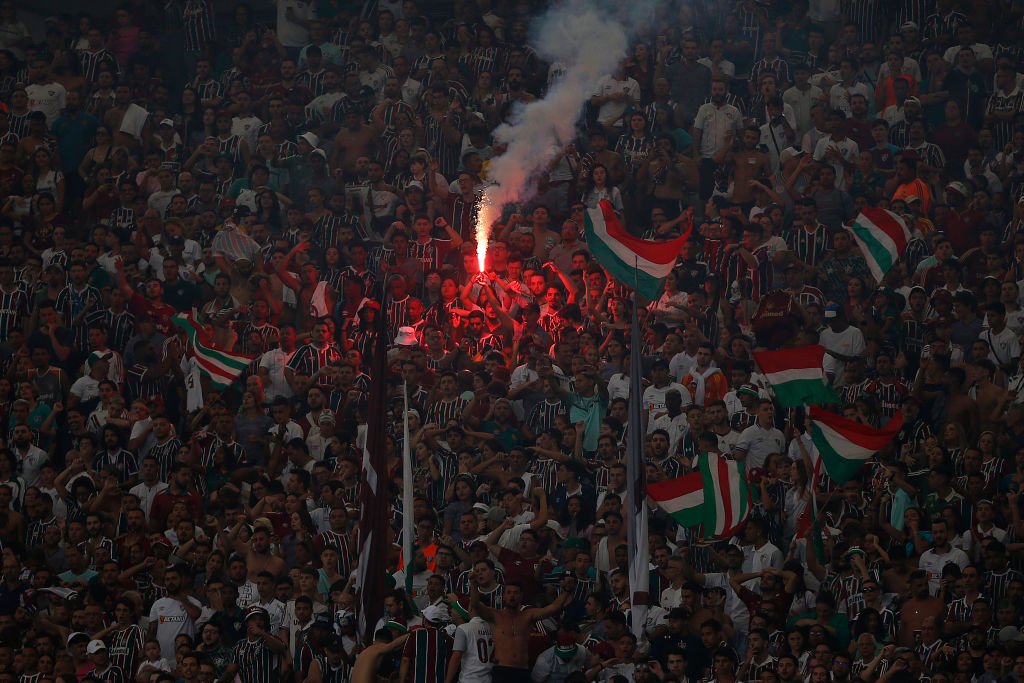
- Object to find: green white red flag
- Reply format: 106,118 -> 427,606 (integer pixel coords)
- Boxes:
648,453 -> 750,539
807,405 -> 904,484
848,207 -> 911,283
170,314 -> 253,390
753,345 -> 839,408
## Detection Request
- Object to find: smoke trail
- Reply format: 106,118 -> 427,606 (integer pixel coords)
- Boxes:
476,0 -> 652,255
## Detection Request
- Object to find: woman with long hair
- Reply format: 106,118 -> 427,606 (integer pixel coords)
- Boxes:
32,149 -> 65,212
843,275 -> 871,327
78,126 -> 115,181
178,86 -> 205,147
255,189 -> 284,234
783,459 -> 810,545
282,508 -> 316,566
580,163 -> 624,213
442,475 -> 477,539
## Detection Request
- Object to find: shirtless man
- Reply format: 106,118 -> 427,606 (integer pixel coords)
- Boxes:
351,630 -> 408,683
944,366 -> 980,441
470,577 -> 572,683
330,108 -> 377,176
974,360 -> 1010,434
729,126 -> 773,206
234,524 -> 287,579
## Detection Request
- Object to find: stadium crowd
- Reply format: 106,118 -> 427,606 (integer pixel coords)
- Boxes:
9,0 -> 1024,683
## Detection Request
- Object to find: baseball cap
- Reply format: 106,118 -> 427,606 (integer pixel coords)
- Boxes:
67,632 -> 90,647
312,612 -> 333,629
824,302 -> 841,319
422,604 -> 450,623
738,384 -> 760,398
324,635 -> 345,651
297,131 -> 320,148
652,358 -> 670,370
779,146 -> 806,165
945,181 -> 969,197
904,96 -> 922,107
901,21 -> 919,31
86,640 -> 107,654
405,180 -> 424,192
159,118 -> 175,127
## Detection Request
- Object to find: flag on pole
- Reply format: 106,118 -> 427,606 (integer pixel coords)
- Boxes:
753,345 -> 839,408
848,207 -> 911,283
807,405 -> 904,484
170,313 -> 253,390
402,380 -> 414,600
625,272 -> 649,640
647,453 -> 750,539
357,295 -> 391,644
584,200 -> 691,300
794,445 -> 827,563
646,471 -> 704,527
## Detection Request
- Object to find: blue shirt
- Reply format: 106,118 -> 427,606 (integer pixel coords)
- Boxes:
51,111 -> 99,173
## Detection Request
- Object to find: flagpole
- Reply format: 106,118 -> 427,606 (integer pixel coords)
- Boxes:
402,379 -> 414,601
627,256 -> 649,641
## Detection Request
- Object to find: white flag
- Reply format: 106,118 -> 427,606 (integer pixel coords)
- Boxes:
186,359 -> 204,412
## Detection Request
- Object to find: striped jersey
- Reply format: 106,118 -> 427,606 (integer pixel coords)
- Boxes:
401,626 -> 453,683
56,284 -> 102,351
985,88 -> 1024,149
108,624 -> 145,679
525,399 -> 569,435
287,342 -> 344,389
984,568 -> 1024,600
147,438 -> 182,483
426,398 -> 468,428
787,224 -> 831,267
190,77 -> 224,104
182,0 -> 217,53
0,285 -> 29,339
232,636 -> 282,683
77,48 -> 119,82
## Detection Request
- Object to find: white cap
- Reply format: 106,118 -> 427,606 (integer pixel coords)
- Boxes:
297,131 -> 320,148
86,639 -> 107,654
159,118 -> 175,127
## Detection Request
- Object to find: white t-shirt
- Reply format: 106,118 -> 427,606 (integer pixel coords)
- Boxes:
277,0 -> 316,47
231,116 -> 263,151
26,81 -> 67,126
259,348 -> 296,400
149,596 -> 201,660
812,135 -> 860,190
820,324 -> 866,385
642,382 -> 689,414
592,74 -> 641,127
453,617 -> 494,683
919,546 -> 969,595
735,423 -> 785,469
129,481 -> 168,521
15,445 -> 48,487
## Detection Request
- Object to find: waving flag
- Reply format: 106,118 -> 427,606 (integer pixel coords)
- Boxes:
357,293 -> 391,644
807,405 -> 904,484
848,207 -> 911,283
170,314 -> 253,390
648,453 -> 750,539
753,345 -> 839,408
647,471 -> 704,527
584,200 -> 690,299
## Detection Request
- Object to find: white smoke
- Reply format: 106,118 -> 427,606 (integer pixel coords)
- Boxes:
477,0 -> 654,244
